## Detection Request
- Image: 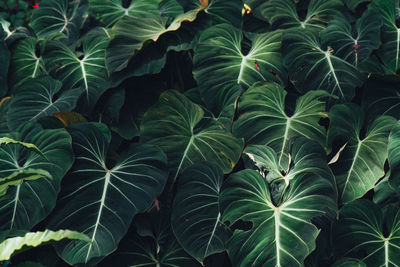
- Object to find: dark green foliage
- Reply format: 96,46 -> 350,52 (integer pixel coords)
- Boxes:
0,0 -> 400,266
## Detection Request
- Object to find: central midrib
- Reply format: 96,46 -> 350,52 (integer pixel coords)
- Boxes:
85,169 -> 111,263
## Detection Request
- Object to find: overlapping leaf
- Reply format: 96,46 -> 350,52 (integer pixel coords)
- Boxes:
48,123 -> 168,266
100,210 -> 200,267
0,23 -> 9,97
345,0 -> 372,11
233,82 -> 328,169
171,162 -> 230,262
101,233 -> 200,267
321,9 -> 382,67
220,138 -> 337,266
141,90 -> 243,183
334,200 -> 400,266
0,123 -> 73,231
9,38 -> 46,90
89,0 -> 161,27
45,29 -> 110,111
244,138 -> 336,190
371,0 -> 400,73
0,230 -> 89,261
328,103 -> 396,203
29,0 -> 88,42
362,77 -> 400,122
178,0 -> 243,28
193,24 -> 285,110
283,29 -> 365,101
106,5 -> 200,72
387,122 -> 400,195
258,0 -> 343,30
0,169 -> 52,197
7,76 -> 81,130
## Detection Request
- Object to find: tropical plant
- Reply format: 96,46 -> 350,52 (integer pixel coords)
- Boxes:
0,0 -> 400,266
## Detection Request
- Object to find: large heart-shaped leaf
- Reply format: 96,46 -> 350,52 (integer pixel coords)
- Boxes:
283,29 -> 365,101
171,161 -> 230,263
334,200 -> 400,266
371,0 -> 400,73
7,76 -> 81,130
193,24 -> 285,110
106,7 -> 200,72
328,103 -> 396,203
321,9 -> 382,67
48,123 -> 168,266
29,0 -> 88,42
258,0 -> 343,30
233,82 -> 328,169
45,29 -> 110,111
89,0 -> 161,27
9,38 -> 46,90
141,90 -> 243,183
220,139 -> 337,266
0,229 -> 89,261
0,123 -> 73,231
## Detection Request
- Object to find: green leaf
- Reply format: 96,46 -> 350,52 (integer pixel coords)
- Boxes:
141,90 -> 243,183
0,97 -> 11,135
258,0 -> 343,30
328,103 -> 396,203
45,29 -> 110,111
244,137 -> 336,190
373,174 -> 400,206
179,0 -> 243,28
0,229 -> 89,261
29,0 -> 88,42
388,121 -> 400,195
101,211 -> 200,267
321,9 -> 382,67
233,82 -> 329,169
48,123 -> 168,266
0,123 -> 73,231
89,0 -> 161,27
0,38 -> 9,97
101,233 -> 200,267
185,84 -> 241,132
283,29 -> 365,101
106,7 -> 200,72
371,0 -> 400,73
332,258 -> 367,267
220,138 -> 337,266
193,24 -> 285,110
171,162 -> 230,262
0,169 -> 52,197
345,0 -> 372,11
7,77 -> 81,130
362,77 -> 400,122
9,38 -> 46,90
334,200 -> 400,266
0,136 -> 44,157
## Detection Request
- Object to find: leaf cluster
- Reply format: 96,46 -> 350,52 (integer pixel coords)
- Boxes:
1,0 -> 400,266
